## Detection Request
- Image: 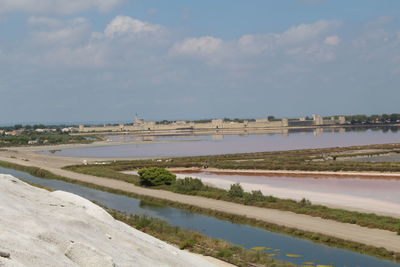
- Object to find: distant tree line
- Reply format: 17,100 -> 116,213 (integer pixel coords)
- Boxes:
345,113 -> 400,125
223,118 -> 256,123
0,124 -> 78,132
0,132 -> 90,147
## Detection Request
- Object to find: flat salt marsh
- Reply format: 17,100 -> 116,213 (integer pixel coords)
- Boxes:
172,171 -> 400,218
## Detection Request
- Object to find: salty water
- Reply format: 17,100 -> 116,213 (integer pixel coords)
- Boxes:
44,127 -> 400,158
175,171 -> 400,204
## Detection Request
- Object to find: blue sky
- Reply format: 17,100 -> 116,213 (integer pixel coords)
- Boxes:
0,0 -> 399,124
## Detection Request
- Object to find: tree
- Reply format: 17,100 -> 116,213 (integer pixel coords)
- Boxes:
228,183 -> 244,198
138,167 -> 176,186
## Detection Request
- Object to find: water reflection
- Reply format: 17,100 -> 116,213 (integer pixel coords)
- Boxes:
46,127 -> 400,158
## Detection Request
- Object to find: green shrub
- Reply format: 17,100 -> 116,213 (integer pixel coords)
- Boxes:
228,183 -> 244,198
174,177 -> 204,193
243,190 -> 264,204
179,239 -> 196,250
250,190 -> 264,202
137,167 -> 176,186
299,198 -> 312,206
217,249 -> 233,258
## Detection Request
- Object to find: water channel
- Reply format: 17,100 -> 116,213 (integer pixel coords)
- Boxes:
1,166 -> 399,267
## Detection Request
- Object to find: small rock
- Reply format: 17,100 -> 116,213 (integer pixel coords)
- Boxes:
0,251 -> 10,258
106,234 -> 112,240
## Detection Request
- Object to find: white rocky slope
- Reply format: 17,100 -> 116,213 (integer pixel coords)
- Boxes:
0,174 -> 218,267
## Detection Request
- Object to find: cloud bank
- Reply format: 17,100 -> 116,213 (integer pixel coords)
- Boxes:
1,13 -> 399,123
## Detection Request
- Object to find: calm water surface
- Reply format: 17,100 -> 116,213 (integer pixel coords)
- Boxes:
177,172 -> 400,204
1,167 -> 399,267
45,128 -> 400,158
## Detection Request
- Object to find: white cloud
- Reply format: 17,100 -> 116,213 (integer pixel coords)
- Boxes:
25,18 -> 344,70
286,44 -> 336,62
279,20 -> 341,44
238,34 -> 276,55
0,0 -> 123,14
236,20 -> 341,63
25,16 -> 167,68
104,15 -> 163,38
171,36 -> 223,56
324,35 -> 341,46
28,16 -> 64,28
34,45 -> 108,68
238,20 -> 340,53
167,20 -> 342,68
29,17 -> 89,46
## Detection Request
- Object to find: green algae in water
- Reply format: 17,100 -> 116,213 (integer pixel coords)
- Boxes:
250,246 -> 272,251
286,254 -> 302,258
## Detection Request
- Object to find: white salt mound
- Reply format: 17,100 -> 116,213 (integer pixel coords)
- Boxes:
0,174 -> 217,267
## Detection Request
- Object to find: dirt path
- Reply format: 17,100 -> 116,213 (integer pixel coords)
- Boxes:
1,155 -> 400,254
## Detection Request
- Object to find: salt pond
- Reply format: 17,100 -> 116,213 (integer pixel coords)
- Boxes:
173,171 -> 400,217
43,127 -> 400,158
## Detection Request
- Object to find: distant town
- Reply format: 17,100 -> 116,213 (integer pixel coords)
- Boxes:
1,113 -> 400,136
0,113 -> 399,147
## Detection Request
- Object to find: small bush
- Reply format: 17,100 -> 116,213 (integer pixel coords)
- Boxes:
299,198 -> 312,206
174,177 -> 204,193
228,183 -> 244,198
137,167 -> 176,186
179,239 -> 196,250
244,190 -> 264,204
250,190 -> 264,202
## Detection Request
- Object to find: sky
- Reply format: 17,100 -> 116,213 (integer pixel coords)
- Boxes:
0,0 -> 399,124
